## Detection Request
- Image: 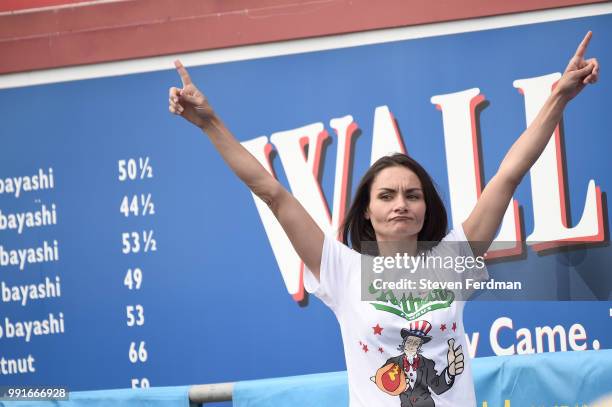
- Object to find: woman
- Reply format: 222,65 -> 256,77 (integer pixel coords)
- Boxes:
169,32 -> 598,406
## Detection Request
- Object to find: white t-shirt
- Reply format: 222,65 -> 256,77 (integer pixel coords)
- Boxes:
304,226 -> 488,407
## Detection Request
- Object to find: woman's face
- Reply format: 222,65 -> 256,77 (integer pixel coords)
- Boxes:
365,166 -> 426,242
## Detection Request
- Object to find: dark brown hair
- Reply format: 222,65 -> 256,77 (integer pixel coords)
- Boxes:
341,153 -> 447,253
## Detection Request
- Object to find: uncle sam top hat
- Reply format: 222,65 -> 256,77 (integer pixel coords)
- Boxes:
401,320 -> 432,343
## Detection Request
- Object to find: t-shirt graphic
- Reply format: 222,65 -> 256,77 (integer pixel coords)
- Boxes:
373,320 -> 464,407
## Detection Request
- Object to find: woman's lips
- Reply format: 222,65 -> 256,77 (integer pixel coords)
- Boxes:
390,216 -> 413,221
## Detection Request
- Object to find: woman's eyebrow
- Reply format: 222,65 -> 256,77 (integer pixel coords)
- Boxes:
377,187 -> 422,192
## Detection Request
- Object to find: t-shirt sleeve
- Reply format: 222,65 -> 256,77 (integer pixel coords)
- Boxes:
442,223 -> 490,283
303,233 -> 360,311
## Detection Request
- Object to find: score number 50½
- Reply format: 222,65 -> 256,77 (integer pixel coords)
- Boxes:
118,157 -> 155,389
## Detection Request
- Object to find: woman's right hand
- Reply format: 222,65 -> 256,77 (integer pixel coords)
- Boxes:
169,59 -> 216,130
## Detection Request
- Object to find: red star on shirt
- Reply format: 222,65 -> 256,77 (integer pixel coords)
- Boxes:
440,324 -> 447,332
362,344 -> 369,353
378,347 -> 384,353
372,324 -> 384,335
452,322 -> 457,332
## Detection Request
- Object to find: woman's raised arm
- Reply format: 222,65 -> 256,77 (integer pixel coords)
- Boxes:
169,60 -> 324,280
462,31 -> 600,256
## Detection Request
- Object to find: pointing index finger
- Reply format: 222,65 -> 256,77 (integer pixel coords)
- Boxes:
575,31 -> 592,58
174,59 -> 192,86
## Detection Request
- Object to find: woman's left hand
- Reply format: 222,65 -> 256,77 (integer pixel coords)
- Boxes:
556,31 -> 599,101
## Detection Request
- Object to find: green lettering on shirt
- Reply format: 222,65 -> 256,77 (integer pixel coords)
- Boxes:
368,288 -> 454,321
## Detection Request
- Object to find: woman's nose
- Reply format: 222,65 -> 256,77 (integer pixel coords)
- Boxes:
393,196 -> 409,211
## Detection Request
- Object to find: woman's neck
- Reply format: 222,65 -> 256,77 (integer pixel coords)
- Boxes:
376,236 -> 418,257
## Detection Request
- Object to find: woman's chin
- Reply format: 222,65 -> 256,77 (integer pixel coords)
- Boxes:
387,228 -> 419,241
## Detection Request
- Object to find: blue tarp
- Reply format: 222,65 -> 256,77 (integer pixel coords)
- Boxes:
474,350 -> 612,406
233,350 -> 612,406
233,371 -> 348,407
